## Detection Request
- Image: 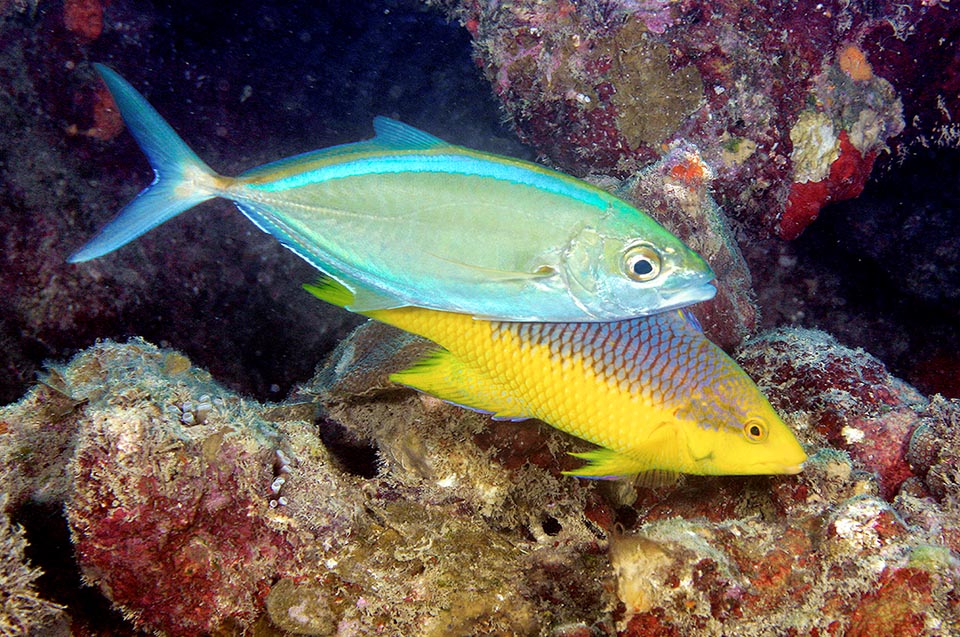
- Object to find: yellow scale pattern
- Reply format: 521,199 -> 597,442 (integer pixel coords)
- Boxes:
365,304 -> 685,477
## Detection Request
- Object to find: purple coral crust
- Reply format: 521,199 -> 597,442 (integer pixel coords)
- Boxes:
69,430 -> 296,636
440,0 -> 955,237
738,327 -> 925,499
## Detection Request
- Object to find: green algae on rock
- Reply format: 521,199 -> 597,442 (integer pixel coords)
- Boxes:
1,338 -> 615,635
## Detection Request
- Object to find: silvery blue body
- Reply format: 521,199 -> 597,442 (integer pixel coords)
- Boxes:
69,64 -> 716,322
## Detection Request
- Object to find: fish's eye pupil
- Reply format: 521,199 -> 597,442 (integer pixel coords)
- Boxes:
744,419 -> 767,442
633,259 -> 654,277
623,244 -> 663,282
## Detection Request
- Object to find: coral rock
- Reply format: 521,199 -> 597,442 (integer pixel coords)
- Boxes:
435,0 -> 939,237
846,567 -> 934,637
618,143 -> 757,348
738,327 -> 925,499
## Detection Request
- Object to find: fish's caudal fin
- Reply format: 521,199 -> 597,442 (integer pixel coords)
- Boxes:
68,64 -> 223,263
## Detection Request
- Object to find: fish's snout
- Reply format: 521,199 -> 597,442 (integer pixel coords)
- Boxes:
777,443 -> 809,475
652,280 -> 717,313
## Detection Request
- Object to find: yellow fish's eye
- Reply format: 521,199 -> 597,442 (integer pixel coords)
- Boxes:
743,419 -> 768,443
622,244 -> 663,282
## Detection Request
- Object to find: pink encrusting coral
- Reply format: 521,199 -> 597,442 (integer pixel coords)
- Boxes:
616,142 -> 758,349
57,343 -> 373,635
430,0 -> 954,238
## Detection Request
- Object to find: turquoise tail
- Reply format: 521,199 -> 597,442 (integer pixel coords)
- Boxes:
68,64 -> 221,263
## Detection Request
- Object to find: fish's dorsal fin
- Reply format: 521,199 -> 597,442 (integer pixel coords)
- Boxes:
238,118 -> 449,182
390,348 -> 528,420
372,116 -> 450,150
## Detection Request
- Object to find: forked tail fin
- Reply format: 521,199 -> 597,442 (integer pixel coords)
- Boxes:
68,64 -> 221,263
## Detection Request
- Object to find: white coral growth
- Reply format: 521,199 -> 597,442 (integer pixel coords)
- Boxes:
0,497 -> 63,637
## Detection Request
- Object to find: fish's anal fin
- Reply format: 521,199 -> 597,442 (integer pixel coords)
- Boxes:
372,116 -> 450,150
390,349 -> 528,420
347,288 -> 408,312
563,447 -> 661,481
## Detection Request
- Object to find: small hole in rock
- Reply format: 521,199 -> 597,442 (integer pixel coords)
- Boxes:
316,416 -> 379,478
541,515 -> 562,536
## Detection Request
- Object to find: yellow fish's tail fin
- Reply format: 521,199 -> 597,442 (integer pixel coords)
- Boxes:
68,64 -> 222,263
564,448 -> 669,481
304,277 -> 356,309
390,349 -> 528,421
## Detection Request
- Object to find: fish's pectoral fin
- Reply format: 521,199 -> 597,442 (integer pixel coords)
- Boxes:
633,469 -> 682,489
563,447 -> 662,481
390,348 -> 528,420
372,116 -> 450,150
426,252 -> 559,283
677,308 -> 704,333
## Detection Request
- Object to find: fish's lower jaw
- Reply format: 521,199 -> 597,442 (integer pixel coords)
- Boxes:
736,461 -> 807,476
655,281 -> 717,313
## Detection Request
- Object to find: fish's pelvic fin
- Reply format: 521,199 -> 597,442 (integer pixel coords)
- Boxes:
304,277 -> 356,308
68,64 -> 221,263
372,116 -> 449,150
304,276 -> 405,314
563,447 -> 656,480
390,349 -> 527,420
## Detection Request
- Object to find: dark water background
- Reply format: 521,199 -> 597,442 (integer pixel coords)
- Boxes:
2,0 -> 958,403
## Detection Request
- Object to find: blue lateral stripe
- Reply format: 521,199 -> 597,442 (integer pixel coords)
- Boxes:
247,153 -> 609,208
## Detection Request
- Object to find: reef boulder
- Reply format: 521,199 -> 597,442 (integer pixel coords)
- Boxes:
433,0 -> 956,238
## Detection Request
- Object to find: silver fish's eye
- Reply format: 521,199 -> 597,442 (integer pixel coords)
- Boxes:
622,244 -> 663,282
743,419 -> 768,443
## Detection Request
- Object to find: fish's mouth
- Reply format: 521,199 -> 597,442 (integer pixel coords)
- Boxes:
653,281 -> 717,312
744,459 -> 806,476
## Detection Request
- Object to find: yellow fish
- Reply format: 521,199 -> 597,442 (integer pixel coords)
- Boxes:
306,279 -> 806,479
